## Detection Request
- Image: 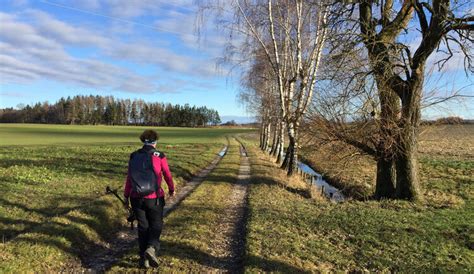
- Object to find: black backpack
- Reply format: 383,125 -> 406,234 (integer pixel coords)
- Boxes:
129,148 -> 158,196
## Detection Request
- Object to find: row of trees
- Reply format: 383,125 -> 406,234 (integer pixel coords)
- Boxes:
0,95 -> 221,127
202,0 -> 473,201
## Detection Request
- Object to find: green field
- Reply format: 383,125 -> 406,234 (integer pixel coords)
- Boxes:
0,124 -> 472,272
0,124 -> 252,271
0,124 -> 254,146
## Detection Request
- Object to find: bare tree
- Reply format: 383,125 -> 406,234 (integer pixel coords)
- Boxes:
355,0 -> 473,201
310,0 -> 473,200
199,0 -> 331,175
239,49 -> 282,154
303,0 -> 473,201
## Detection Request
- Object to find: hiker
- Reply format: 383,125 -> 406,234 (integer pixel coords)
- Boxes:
124,129 -> 175,268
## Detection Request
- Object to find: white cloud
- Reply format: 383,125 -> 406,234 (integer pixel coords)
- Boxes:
26,10 -> 111,47
8,0 -> 28,7
104,0 -> 161,18
0,12 -> 157,93
77,0 -> 101,10
0,3 -> 226,95
153,9 -> 228,55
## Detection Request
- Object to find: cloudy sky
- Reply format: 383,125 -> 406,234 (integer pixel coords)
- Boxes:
0,0 -> 253,121
0,0 -> 472,120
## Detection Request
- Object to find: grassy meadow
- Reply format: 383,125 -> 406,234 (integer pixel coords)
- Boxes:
0,124 -> 252,271
0,123 -> 472,272
241,125 -> 473,272
0,123 -> 254,146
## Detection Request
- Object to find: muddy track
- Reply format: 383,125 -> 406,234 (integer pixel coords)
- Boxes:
78,143 -> 229,272
210,139 -> 250,273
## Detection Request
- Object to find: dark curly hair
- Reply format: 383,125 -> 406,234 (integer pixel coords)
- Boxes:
139,129 -> 159,143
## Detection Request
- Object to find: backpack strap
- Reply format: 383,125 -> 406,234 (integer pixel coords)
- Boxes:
152,151 -> 166,159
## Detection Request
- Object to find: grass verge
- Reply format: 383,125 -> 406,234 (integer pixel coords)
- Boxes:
110,139 -> 242,272
243,140 -> 473,272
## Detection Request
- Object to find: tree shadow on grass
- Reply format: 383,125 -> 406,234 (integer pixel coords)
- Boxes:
112,240 -> 308,273
0,144 -> 235,265
0,194 -> 127,271
0,157 -> 127,180
0,195 -> 103,241
250,175 -> 311,199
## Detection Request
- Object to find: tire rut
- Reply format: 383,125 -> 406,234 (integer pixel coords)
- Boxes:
210,139 -> 250,273
77,144 -> 229,272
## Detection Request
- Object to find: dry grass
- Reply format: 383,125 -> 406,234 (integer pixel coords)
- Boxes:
241,130 -> 473,272
253,147 -> 325,202
301,124 -> 474,202
418,125 -> 474,160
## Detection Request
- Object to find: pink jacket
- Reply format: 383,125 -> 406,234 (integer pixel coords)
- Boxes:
124,147 -> 174,199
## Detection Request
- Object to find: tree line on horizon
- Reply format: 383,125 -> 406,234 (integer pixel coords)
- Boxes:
0,95 -> 221,127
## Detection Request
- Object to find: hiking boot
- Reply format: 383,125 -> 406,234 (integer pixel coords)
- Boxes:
139,257 -> 150,269
144,246 -> 159,267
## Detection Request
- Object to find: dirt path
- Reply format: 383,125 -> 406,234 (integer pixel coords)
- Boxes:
79,144 -> 229,272
209,140 -> 250,272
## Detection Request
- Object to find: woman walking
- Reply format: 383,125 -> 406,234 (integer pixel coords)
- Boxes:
124,129 -> 175,268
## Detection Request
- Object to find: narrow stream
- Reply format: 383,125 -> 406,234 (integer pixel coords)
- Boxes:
263,148 -> 345,202
297,162 -> 345,202
218,146 -> 228,157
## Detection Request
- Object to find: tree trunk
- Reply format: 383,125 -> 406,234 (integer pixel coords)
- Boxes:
372,73 -> 400,199
276,121 -> 285,164
375,157 -> 396,199
282,132 -> 298,176
262,122 -> 268,152
262,121 -> 269,151
395,139 -> 420,201
264,123 -> 272,152
270,122 -> 279,155
270,132 -> 279,156
281,121 -> 298,175
395,76 -> 422,201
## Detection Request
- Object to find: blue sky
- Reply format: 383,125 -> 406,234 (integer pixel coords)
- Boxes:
0,0 -> 473,120
0,0 -> 251,121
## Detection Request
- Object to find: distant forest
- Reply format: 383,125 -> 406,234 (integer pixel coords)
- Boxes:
0,95 -> 221,127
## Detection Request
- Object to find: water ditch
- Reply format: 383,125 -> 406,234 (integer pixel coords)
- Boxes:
296,161 -> 345,202
264,148 -> 345,202
218,146 -> 228,157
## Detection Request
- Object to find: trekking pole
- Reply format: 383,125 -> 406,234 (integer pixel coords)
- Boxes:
106,186 -> 126,204
105,186 -> 136,230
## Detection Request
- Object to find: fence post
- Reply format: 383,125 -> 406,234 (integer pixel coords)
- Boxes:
321,185 -> 325,195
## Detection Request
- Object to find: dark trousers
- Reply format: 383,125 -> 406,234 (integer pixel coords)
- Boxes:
130,197 -> 165,256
